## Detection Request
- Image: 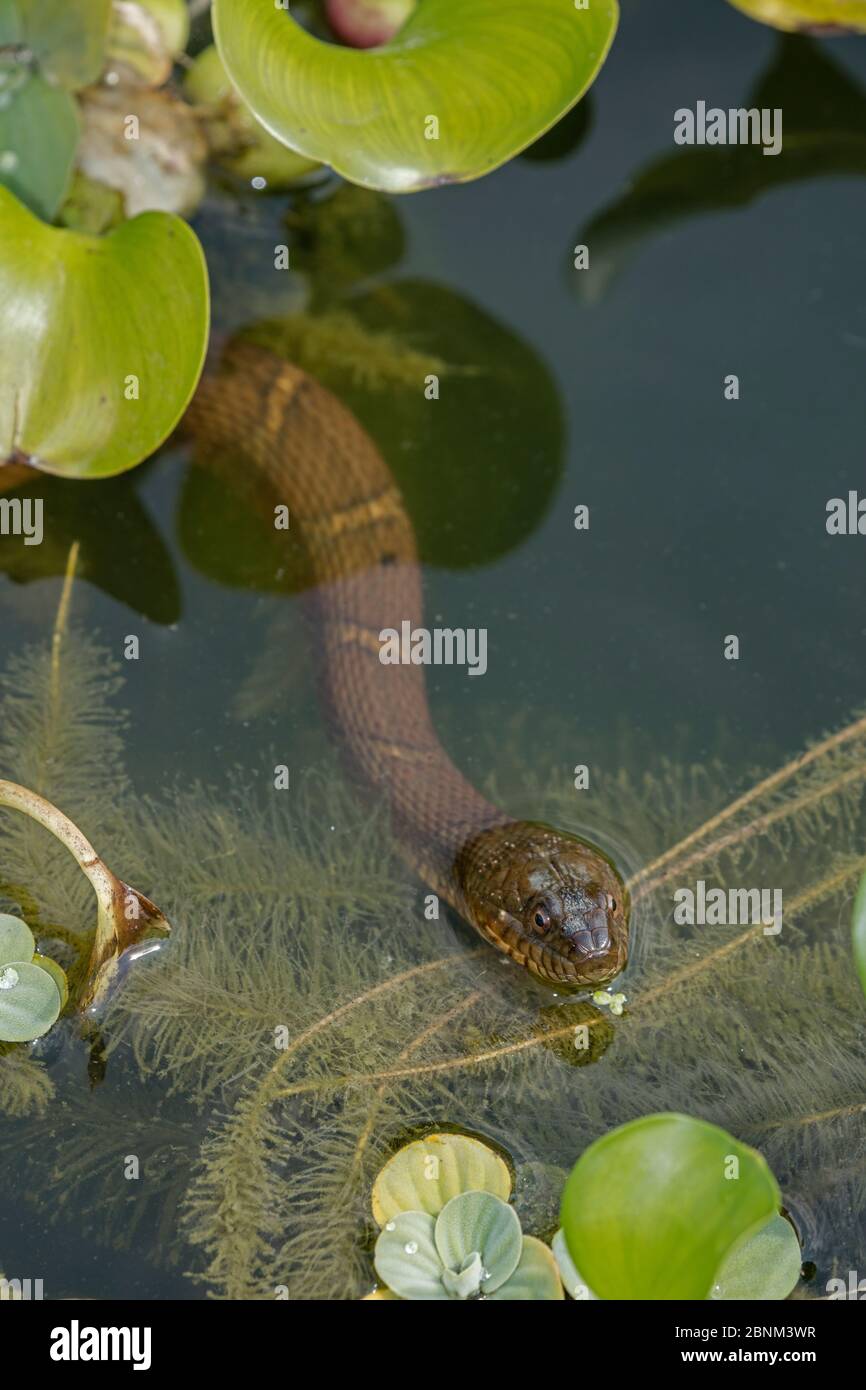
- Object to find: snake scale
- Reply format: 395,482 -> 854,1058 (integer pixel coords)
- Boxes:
186,342 -> 629,987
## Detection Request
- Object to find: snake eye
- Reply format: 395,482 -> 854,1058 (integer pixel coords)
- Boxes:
531,902 -> 551,933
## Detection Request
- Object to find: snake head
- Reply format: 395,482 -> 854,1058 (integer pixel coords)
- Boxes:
458,821 -> 629,988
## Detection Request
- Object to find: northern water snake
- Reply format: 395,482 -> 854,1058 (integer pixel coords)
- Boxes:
186,342 -> 630,987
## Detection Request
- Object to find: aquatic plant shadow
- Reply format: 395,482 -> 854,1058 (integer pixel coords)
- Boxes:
573,34 -> 866,302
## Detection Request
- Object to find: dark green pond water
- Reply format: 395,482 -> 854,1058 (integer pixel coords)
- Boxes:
2,0 -> 866,1300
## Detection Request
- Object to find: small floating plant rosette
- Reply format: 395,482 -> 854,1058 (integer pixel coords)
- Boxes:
367,1132 -> 562,1301
0,913 -> 68,1043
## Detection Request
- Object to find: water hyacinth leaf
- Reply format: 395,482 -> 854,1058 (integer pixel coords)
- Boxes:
552,1228 -> 597,1300
0,73 -> 79,221
371,1132 -> 511,1225
0,960 -> 62,1042
0,914 -> 35,968
487,1236 -> 565,1301
31,954 -> 70,1012
853,866 -> 866,999
13,0 -> 112,89
212,0 -> 619,192
727,0 -> 866,32
373,1210 -> 447,1300
710,1213 -> 802,1300
434,1193 -> 522,1294
0,185 -> 209,478
560,1114 -> 781,1301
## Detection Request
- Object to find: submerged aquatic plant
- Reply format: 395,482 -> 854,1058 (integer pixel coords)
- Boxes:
2,566 -> 866,1298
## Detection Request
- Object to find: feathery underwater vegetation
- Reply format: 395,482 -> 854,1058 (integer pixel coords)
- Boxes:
2,0 -> 866,1305
2,560 -> 866,1296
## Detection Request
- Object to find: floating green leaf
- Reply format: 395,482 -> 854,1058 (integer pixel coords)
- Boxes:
0,71 -> 79,221
710,1213 -> 802,1300
0,914 -> 35,967
487,1236 -> 564,1301
374,1210 -> 447,1300
560,1114 -> 781,1301
0,184 -> 209,478
727,0 -> 866,32
371,1132 -> 512,1225
2,0 -> 112,89
373,1192 -> 560,1301
0,960 -> 62,1042
434,1192 -> 522,1293
213,0 -> 619,191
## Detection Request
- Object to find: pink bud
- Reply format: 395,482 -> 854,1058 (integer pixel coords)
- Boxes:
325,0 -> 416,50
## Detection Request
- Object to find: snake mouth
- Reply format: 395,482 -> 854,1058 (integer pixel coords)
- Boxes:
487,910 -> 625,988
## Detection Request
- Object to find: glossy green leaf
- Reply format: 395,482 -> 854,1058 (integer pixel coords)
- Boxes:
853,867 -> 866,999
213,0 -> 619,192
727,0 -> 866,32
7,0 -> 112,88
710,1213 -> 802,1300
434,1193 -> 522,1294
488,1236 -> 565,1301
372,1132 -> 512,1225
560,1114 -> 781,1301
0,71 -> 79,221
0,914 -> 35,968
0,959 -> 62,1041
373,1210 -> 448,1300
0,185 -> 209,478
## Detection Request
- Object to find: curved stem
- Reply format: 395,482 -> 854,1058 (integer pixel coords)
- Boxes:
0,779 -> 170,1015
